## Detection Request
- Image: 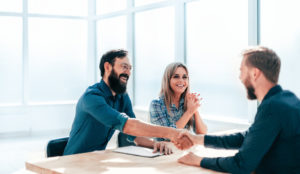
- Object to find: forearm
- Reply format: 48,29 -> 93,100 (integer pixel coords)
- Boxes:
194,111 -> 207,134
123,118 -> 179,140
191,134 -> 204,145
176,110 -> 194,129
204,132 -> 245,149
134,137 -> 154,148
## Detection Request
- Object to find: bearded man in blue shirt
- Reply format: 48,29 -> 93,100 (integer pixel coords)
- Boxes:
176,46 -> 300,174
64,49 -> 192,156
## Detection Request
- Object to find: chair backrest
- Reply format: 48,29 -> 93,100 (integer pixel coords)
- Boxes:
117,132 -> 136,147
46,137 -> 69,157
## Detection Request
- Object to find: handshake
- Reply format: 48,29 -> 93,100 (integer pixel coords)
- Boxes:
171,130 -> 204,150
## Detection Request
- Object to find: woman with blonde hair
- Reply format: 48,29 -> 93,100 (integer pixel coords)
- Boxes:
150,62 -> 207,141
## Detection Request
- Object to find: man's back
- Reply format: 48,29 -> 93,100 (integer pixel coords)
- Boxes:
256,89 -> 300,173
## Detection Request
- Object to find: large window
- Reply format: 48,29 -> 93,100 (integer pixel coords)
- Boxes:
2,0 -> 300,128
135,7 -> 175,108
96,0 -> 126,15
260,0 -> 300,96
0,0 -> 22,12
28,0 -> 87,16
28,18 -> 87,103
0,17 -> 22,105
186,0 -> 248,120
96,16 -> 127,82
0,1 -> 89,106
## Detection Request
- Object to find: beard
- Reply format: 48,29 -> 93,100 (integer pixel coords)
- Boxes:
108,69 -> 129,94
244,76 -> 257,100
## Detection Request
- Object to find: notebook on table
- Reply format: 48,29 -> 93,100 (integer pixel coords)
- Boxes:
113,146 -> 163,158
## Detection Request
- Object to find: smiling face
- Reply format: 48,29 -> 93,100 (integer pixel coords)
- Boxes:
170,67 -> 189,96
108,57 -> 132,94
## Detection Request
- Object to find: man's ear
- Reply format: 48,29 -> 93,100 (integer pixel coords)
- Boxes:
104,62 -> 112,75
252,67 -> 261,81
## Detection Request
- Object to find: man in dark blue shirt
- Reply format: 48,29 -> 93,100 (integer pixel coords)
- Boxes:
64,49 -> 192,155
177,46 -> 300,174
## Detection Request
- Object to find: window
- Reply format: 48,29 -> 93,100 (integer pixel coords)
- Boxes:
0,0 -> 22,12
2,0 -> 299,126
134,0 -> 165,7
260,0 -> 300,96
96,0 -> 126,15
0,17 -> 22,105
28,0 -> 87,16
135,7 -> 175,108
96,16 -> 127,82
186,0 -> 249,121
28,18 -> 87,103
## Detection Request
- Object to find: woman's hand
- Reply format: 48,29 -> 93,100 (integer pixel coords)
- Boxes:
186,93 -> 201,115
153,141 -> 173,155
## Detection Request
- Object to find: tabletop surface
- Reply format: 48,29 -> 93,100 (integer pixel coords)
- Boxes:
26,143 -> 237,174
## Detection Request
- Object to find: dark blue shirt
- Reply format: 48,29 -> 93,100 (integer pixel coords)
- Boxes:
201,85 -> 300,174
64,80 -> 136,155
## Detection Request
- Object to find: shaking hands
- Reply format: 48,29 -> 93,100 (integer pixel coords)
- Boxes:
171,129 -> 204,150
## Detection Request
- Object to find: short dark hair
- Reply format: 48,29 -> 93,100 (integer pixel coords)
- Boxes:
242,46 -> 281,84
99,49 -> 128,77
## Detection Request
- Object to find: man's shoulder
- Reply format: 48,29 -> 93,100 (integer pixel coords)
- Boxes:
81,83 -> 106,99
266,90 -> 299,106
261,90 -> 300,118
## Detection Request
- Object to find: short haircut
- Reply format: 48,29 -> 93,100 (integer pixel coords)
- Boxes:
99,49 -> 128,77
242,46 -> 281,84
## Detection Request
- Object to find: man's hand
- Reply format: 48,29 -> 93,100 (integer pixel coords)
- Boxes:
170,129 -> 194,150
172,134 -> 194,150
178,152 -> 203,167
177,129 -> 204,146
153,141 -> 173,155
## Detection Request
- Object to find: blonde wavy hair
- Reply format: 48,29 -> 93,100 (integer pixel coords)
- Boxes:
160,62 -> 194,129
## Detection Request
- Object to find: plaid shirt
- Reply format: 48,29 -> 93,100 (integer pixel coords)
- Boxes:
150,96 -> 187,141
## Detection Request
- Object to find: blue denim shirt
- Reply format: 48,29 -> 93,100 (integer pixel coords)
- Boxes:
201,85 -> 300,174
64,80 -> 136,155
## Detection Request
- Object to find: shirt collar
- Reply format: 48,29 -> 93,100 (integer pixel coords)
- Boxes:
171,96 -> 185,108
98,80 -> 114,98
98,80 -> 122,100
159,95 -> 184,108
262,85 -> 282,102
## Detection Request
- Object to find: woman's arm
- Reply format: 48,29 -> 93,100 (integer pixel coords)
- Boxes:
175,110 -> 194,129
194,111 -> 207,134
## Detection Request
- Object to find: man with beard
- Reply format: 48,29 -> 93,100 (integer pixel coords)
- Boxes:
176,46 -> 300,174
64,49 -> 192,155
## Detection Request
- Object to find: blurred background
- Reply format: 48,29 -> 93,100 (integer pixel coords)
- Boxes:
1,0 -> 300,173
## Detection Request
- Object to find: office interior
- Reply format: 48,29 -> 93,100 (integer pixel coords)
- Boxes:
1,0 -> 300,173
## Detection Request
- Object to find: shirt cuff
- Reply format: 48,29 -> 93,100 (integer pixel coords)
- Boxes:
116,113 -> 129,132
203,135 -> 216,147
117,113 -> 136,141
200,157 -> 218,169
127,135 -> 136,142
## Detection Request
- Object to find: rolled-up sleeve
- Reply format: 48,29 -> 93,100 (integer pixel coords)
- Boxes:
82,93 -> 129,132
123,94 -> 136,142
